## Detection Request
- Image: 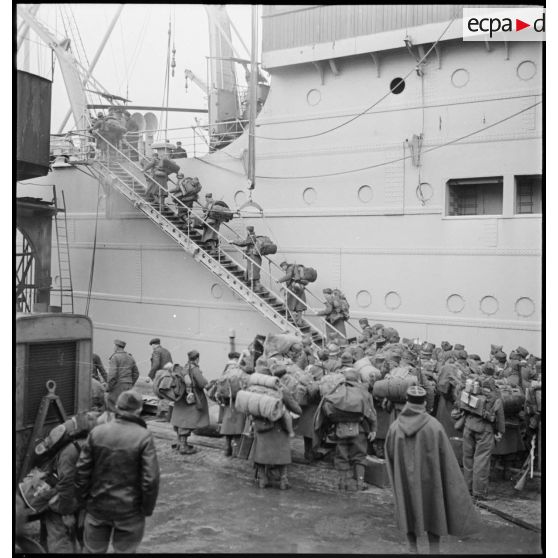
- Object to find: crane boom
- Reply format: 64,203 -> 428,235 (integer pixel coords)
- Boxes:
184,69 -> 208,94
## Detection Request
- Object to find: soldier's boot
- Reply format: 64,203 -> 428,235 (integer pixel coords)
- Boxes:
279,465 -> 291,490
224,436 -> 233,457
179,435 -> 198,455
303,437 -> 315,463
355,464 -> 366,491
257,465 -> 269,489
178,435 -> 189,454
337,471 -> 349,491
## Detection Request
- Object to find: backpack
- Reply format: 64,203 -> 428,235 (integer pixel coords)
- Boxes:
294,265 -> 317,283
209,200 -> 234,222
322,382 -> 370,423
255,236 -> 277,256
153,367 -> 186,402
332,290 -> 350,318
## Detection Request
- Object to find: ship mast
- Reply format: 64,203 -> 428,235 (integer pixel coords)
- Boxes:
247,4 -> 258,190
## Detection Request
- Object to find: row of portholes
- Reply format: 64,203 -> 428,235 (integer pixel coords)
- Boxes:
446,294 -> 535,317
214,283 -> 536,318
304,60 -> 537,108
357,290 -> 535,318
235,185 -> 376,207
451,60 -> 537,88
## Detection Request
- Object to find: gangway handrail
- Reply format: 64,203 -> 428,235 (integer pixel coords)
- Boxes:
92,133 -> 328,343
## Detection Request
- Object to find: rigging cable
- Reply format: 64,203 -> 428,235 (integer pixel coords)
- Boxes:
85,178 -> 102,316
252,16 -> 458,142
193,100 -> 542,180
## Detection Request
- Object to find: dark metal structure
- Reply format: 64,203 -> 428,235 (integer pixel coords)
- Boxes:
16,197 -> 57,313
16,70 -> 52,181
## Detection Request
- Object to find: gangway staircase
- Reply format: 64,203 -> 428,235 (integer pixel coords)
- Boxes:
52,187 -> 75,313
86,139 -> 354,350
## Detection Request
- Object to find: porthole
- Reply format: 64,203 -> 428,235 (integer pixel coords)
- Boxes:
451,68 -> 470,88
356,290 -> 372,308
416,182 -> 433,203
517,60 -> 536,81
358,185 -> 373,203
385,291 -> 402,310
211,283 -> 223,299
303,187 -> 317,205
447,294 -> 465,313
390,78 -> 405,95
515,297 -> 535,318
306,89 -> 322,106
480,295 -> 499,316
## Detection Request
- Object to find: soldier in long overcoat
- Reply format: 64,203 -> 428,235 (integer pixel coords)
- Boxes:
386,386 -> 480,554
232,226 -> 263,291
277,261 -> 308,326
170,350 -> 210,455
106,339 -> 139,413
219,352 -> 248,457
248,364 -> 292,489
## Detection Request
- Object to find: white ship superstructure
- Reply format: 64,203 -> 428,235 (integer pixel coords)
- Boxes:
16,5 -> 542,377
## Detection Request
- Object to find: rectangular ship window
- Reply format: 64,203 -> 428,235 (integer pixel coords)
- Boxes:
515,175 -> 542,214
446,177 -> 503,216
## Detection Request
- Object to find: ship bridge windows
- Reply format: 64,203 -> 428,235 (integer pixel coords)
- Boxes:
515,175 -> 542,215
446,177 -> 503,216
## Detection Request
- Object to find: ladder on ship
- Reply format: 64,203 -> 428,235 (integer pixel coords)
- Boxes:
52,187 -> 74,313
86,137 -> 346,350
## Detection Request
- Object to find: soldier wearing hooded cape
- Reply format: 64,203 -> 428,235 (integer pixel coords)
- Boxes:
385,387 -> 480,546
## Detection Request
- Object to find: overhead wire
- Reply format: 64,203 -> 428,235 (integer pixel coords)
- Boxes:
85,178 -> 102,316
252,16 -> 458,142
193,100 -> 542,180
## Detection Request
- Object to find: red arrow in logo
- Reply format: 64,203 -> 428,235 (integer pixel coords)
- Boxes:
516,19 -> 530,31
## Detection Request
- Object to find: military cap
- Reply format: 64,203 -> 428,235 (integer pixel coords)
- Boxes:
457,350 -> 468,360
116,390 -> 143,412
347,337 -> 357,345
205,193 -> 213,197
114,339 -> 126,348
279,261 -> 288,268
149,338 -> 161,345
407,385 -> 427,403
490,344 -> 502,354
247,226 -> 255,232
375,336 -> 387,345
516,346 -> 529,359
421,342 -> 435,355
441,341 -> 453,351
317,349 -> 330,361
228,351 -> 241,359
469,354 -> 481,361
454,343 -> 465,351
371,323 -> 385,332
323,288 -> 333,294
327,343 -> 340,357
508,350 -> 519,361
482,362 -> 496,376
188,349 -> 200,361
494,350 -> 507,362
340,352 -> 354,366
359,318 -> 370,326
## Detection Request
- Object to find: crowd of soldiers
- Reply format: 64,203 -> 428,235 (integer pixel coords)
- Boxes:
16,325 -> 541,553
